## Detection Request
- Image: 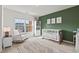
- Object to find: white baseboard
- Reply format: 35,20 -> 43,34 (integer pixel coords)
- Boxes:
63,40 -> 73,44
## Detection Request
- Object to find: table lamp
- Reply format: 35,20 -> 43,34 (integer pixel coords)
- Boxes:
3,27 -> 11,37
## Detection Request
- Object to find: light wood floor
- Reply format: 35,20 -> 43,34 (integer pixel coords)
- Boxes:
2,37 -> 75,53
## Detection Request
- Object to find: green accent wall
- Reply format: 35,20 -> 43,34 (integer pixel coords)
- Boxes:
39,6 -> 79,42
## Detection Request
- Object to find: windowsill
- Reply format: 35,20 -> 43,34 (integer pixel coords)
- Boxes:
19,32 -> 32,35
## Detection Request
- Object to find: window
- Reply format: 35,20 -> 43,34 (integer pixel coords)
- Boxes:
15,19 -> 32,33
25,20 -> 29,32
15,19 -> 25,32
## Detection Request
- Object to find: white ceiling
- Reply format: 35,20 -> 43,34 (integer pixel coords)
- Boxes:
3,5 -> 76,16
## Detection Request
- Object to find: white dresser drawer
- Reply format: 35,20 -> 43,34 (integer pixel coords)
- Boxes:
42,29 -> 62,43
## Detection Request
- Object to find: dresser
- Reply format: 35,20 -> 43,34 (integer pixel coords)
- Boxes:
0,37 -> 2,52
75,32 -> 79,52
2,37 -> 12,48
42,29 -> 63,44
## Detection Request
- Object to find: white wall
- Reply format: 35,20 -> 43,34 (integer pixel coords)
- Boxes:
0,5 -> 2,52
3,8 -> 35,35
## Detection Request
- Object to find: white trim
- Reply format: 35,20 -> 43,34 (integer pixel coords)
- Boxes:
0,5 -> 3,52
63,40 -> 73,44
2,5 -> 3,37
